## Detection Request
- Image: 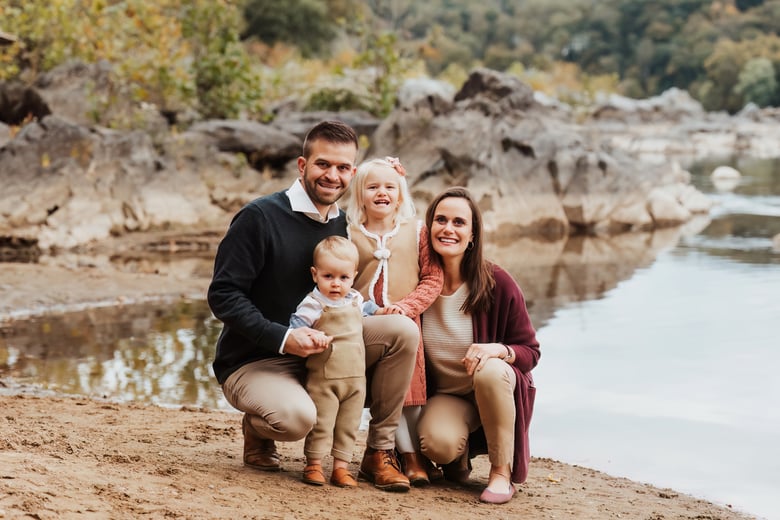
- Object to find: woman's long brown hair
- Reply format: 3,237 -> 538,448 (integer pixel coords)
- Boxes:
425,187 -> 495,314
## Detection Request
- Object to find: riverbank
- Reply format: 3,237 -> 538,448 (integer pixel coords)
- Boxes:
0,258 -> 758,519
0,391 -> 756,520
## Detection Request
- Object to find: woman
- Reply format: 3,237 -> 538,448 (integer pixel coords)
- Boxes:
417,187 -> 540,504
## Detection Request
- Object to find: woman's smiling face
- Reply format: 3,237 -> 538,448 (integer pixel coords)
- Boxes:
430,196 -> 473,261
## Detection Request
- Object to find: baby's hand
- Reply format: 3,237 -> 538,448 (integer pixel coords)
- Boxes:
309,330 -> 331,348
285,327 -> 331,357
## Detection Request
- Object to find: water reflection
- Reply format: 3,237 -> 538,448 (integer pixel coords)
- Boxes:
529,155 -> 780,519
1,224 -> 700,410
0,300 -> 228,409
485,220 -> 708,328
683,155 -> 780,266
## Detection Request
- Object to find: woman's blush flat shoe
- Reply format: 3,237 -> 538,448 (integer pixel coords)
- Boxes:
479,483 -> 516,504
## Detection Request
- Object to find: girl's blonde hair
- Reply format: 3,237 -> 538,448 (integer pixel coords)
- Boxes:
345,157 -> 416,226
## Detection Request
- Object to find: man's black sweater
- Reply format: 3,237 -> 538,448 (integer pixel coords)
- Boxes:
208,191 -> 347,384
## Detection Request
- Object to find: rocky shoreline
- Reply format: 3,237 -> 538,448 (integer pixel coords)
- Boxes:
7,67 -> 779,257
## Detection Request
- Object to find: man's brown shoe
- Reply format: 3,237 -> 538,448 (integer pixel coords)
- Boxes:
242,415 -> 281,471
401,452 -> 430,487
359,448 -> 410,492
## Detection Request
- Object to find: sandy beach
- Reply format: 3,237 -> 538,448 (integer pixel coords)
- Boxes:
0,259 -> 758,519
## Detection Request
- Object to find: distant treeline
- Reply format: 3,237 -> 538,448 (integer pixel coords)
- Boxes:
245,0 -> 780,112
2,0 -> 778,126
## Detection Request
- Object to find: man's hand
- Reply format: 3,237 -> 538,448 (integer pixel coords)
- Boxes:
284,327 -> 331,357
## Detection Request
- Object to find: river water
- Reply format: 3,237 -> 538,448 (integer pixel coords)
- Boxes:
1,156 -> 777,519
531,156 -> 780,520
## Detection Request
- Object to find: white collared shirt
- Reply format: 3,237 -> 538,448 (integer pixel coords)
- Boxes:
286,179 -> 340,223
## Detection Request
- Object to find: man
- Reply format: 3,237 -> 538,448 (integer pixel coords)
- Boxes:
208,120 -> 418,492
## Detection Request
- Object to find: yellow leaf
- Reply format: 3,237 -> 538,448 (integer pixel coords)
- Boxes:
41,152 -> 50,168
547,473 -> 560,483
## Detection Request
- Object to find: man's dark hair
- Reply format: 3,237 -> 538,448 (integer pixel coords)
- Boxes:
302,120 -> 359,158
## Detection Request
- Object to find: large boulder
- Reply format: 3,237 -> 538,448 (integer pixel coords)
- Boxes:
185,120 -> 301,170
33,61 -> 171,135
0,116 -> 271,251
0,81 -> 52,125
33,61 -> 106,126
396,78 -> 455,113
590,87 -> 705,124
0,67 -> 718,253
269,110 -> 381,140
0,121 -> 11,147
585,89 -> 780,160
366,68 -> 710,239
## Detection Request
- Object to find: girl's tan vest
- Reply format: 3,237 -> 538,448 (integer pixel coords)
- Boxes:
349,220 -> 420,306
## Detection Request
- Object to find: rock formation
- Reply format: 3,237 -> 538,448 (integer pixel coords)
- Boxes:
366,68 -> 711,240
0,65 -> 718,254
587,88 -> 780,160
0,115 -> 281,251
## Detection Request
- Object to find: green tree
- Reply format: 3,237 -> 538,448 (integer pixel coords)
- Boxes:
735,57 -> 777,106
700,38 -> 747,112
740,0 -> 780,34
665,12 -> 719,88
736,0 -> 765,11
354,31 -> 405,117
182,1 -> 263,119
0,0 -> 107,80
242,0 -> 336,58
563,2 -> 620,75
699,33 -> 780,111
0,0 -> 262,123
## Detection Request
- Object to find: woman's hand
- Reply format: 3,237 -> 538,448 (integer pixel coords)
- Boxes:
374,304 -> 405,315
384,304 -> 405,315
461,343 -> 508,375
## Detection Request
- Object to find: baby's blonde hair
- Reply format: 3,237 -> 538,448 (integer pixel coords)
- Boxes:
346,157 -> 416,226
312,235 -> 359,269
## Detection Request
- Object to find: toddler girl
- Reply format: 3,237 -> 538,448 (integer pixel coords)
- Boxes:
346,156 -> 443,486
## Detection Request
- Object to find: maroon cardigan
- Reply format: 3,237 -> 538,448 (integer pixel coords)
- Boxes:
426,264 -> 541,483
